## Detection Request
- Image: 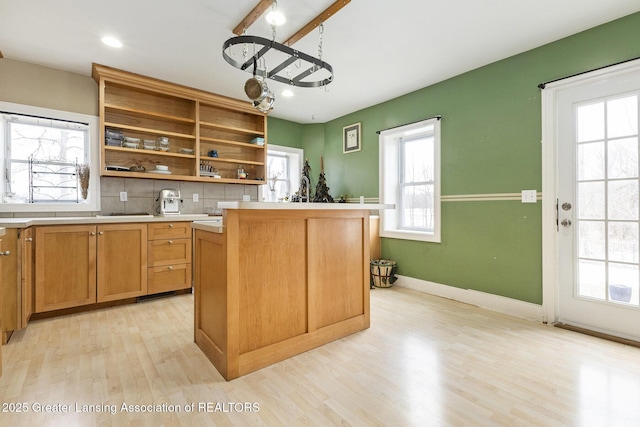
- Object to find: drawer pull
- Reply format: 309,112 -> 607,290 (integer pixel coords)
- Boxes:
168,240 -> 173,244
168,266 -> 173,270
1,250 -> 10,256
168,224 -> 173,228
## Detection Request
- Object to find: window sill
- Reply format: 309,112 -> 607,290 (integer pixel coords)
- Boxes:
380,228 -> 440,243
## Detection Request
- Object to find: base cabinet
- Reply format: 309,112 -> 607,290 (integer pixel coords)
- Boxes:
35,223 -> 147,313
0,235 -> 4,376
147,222 -> 192,294
1,228 -> 34,343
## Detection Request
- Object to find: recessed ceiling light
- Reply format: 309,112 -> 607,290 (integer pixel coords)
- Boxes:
282,89 -> 294,97
101,36 -> 123,48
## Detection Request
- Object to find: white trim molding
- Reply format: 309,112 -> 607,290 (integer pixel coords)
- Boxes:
394,275 -> 545,322
441,192 -> 542,202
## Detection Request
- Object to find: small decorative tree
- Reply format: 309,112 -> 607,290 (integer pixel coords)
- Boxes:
292,158 -> 312,202
313,157 -> 334,203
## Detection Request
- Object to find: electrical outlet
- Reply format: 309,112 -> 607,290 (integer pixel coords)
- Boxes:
242,195 -> 251,202
521,190 -> 537,203
119,191 -> 128,202
193,193 -> 199,203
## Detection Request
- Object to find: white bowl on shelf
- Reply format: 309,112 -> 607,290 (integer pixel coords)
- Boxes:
155,165 -> 169,171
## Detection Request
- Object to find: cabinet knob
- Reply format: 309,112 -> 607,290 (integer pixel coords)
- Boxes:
1,250 -> 10,256
90,232 -> 96,236
168,240 -> 173,244
99,231 -> 104,235
168,266 -> 173,270
168,224 -> 173,228
25,237 -> 33,242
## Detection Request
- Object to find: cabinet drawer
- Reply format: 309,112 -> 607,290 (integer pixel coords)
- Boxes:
148,264 -> 192,294
148,238 -> 191,266
148,222 -> 191,240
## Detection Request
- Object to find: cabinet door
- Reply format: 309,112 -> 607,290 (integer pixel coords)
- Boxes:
1,228 -> 18,342
35,226 -> 97,313
21,228 -> 34,327
97,223 -> 147,302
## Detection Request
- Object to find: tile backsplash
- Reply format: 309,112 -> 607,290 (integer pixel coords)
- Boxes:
100,177 -> 259,215
2,177 -> 260,218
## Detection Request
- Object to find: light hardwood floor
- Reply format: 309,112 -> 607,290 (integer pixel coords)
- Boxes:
1,287 -> 639,426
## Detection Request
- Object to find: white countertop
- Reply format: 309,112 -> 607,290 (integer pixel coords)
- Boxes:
218,201 -> 394,210
0,214 -> 218,228
191,220 -> 224,234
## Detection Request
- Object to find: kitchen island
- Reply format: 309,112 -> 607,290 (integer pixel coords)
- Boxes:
192,202 -> 392,380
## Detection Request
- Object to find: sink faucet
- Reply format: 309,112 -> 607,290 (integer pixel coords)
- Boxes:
301,175 -> 310,203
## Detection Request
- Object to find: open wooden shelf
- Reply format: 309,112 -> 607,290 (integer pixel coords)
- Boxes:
93,63 -> 267,185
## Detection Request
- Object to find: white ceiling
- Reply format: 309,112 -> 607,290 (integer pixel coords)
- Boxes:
1,0 -> 639,123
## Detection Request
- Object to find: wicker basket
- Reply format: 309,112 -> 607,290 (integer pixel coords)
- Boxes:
370,260 -> 397,288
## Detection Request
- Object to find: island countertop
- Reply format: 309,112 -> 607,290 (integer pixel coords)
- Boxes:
218,201 -> 394,210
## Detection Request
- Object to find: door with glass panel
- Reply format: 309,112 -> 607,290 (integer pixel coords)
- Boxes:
557,71 -> 640,341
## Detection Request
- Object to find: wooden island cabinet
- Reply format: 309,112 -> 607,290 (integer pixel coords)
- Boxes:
193,203 -> 392,380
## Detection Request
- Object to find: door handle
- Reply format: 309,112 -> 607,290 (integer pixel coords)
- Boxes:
561,219 -> 572,227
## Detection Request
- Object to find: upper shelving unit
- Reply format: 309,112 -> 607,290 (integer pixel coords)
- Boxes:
92,63 -> 268,184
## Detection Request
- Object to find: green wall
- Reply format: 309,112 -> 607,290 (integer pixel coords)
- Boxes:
270,11 -> 640,304
267,117 -> 303,149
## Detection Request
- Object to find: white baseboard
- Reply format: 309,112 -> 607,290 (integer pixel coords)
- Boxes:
394,275 -> 545,322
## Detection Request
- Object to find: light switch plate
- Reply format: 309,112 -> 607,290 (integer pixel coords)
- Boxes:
119,191 -> 128,202
521,190 -> 537,203
242,195 -> 251,202
193,193 -> 199,202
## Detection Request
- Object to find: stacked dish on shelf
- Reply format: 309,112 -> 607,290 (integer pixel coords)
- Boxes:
105,128 -> 124,146
122,137 -> 141,149
250,137 -> 265,146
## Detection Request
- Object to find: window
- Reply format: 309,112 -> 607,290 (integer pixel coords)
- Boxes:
0,101 -> 100,212
263,144 -> 303,202
379,117 -> 441,242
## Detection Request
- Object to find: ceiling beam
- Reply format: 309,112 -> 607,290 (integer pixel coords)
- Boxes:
282,0 -> 351,47
233,0 -> 274,36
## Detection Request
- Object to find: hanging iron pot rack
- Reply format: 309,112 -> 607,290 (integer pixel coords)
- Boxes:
222,35 -> 334,88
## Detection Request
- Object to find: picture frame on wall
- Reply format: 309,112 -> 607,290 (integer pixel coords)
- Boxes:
343,123 -> 361,153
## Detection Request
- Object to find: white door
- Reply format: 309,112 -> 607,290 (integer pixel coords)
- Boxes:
556,68 -> 640,341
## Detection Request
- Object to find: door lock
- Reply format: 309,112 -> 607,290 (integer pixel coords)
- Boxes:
561,219 -> 572,227
562,202 -> 572,211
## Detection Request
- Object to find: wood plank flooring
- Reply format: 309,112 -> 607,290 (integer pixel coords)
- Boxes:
1,287 -> 639,426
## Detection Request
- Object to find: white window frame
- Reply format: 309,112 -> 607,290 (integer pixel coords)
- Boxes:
0,101 -> 101,212
262,144 -> 303,201
379,117 -> 441,242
